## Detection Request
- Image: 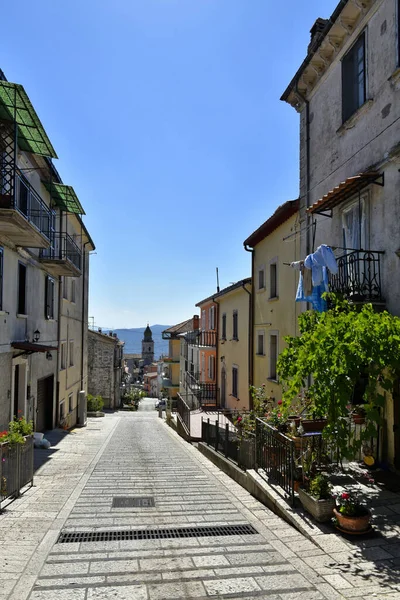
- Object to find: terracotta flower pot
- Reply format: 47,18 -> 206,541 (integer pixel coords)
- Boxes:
352,413 -> 366,425
333,507 -> 371,533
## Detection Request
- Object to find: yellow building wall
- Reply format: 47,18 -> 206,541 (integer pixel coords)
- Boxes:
218,284 -> 251,411
253,212 -> 300,401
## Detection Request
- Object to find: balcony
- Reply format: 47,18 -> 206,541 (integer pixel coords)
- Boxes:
185,371 -> 219,406
0,172 -> 53,248
329,250 -> 385,305
40,232 -> 82,277
185,330 -> 217,348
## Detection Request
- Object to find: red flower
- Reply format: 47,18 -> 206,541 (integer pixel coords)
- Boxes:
341,492 -> 350,500
277,413 -> 281,418
277,400 -> 282,405
237,416 -> 242,423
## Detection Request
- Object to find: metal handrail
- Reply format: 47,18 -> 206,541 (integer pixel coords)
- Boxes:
329,250 -> 384,302
40,232 -> 82,270
15,171 -> 54,241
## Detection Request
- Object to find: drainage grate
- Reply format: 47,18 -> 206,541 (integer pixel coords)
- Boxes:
112,497 -> 155,508
57,524 -> 258,544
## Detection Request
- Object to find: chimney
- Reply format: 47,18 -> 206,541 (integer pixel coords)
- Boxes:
308,18 -> 328,53
193,315 -> 199,331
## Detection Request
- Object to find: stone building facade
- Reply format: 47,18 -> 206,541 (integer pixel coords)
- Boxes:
87,330 -> 124,409
282,0 -> 400,467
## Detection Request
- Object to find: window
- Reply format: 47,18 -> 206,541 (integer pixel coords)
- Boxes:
208,355 -> 215,380
201,309 -> 206,329
258,266 -> 265,290
61,342 -> 66,370
342,197 -> 367,250
342,32 -> 366,122
269,334 -> 278,380
60,401 -> 65,420
45,276 -> 55,319
17,263 -> 27,315
68,393 -> 73,413
71,279 -> 76,303
209,305 -> 215,330
69,340 -> 74,367
232,310 -> 238,340
232,366 -> 238,398
62,277 -> 68,300
257,332 -> 265,355
270,263 -> 277,298
0,247 -> 3,310
221,313 -> 227,340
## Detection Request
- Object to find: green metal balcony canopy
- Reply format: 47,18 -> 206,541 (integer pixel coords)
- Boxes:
44,182 -> 85,214
0,81 -> 57,158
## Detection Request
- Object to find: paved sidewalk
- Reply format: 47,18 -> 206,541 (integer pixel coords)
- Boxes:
0,406 -> 399,599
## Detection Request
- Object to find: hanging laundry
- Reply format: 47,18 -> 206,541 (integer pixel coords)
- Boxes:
290,261 -> 303,270
296,266 -> 329,312
304,244 -> 338,286
302,267 -> 313,297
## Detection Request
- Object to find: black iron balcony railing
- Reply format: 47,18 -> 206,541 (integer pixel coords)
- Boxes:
40,232 -> 82,271
184,330 -> 217,347
329,250 -> 384,303
185,371 -> 218,405
5,171 -> 54,241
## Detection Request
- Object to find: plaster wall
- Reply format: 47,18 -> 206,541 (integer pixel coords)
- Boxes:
252,213 -> 300,400
217,284 -> 251,411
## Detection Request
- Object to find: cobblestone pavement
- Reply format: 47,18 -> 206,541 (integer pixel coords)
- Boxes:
1,406 -> 400,599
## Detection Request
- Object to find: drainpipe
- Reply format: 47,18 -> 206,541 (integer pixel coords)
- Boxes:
56,274 -> 62,427
295,80 -> 311,257
211,297 -> 219,411
81,242 -> 90,391
241,279 -> 252,411
244,244 -> 254,410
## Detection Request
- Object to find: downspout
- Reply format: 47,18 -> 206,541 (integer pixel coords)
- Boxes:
211,297 -> 219,409
294,80 -> 311,257
56,275 -> 62,427
244,244 -> 254,410
241,279 -> 252,411
81,242 -> 90,391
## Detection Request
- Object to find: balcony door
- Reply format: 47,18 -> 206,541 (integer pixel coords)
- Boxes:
220,366 -> 226,408
342,198 -> 367,251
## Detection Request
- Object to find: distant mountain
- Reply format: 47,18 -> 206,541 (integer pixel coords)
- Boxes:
104,325 -> 170,358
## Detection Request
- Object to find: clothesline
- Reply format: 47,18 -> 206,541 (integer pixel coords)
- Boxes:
282,246 -> 365,266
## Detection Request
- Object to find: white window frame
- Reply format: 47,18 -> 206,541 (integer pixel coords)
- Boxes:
256,330 -> 265,356
257,265 -> 266,291
71,279 -> 76,303
201,309 -> 206,330
68,393 -> 73,413
69,340 -> 74,367
208,354 -> 215,380
61,342 -> 67,370
269,257 -> 278,299
62,277 -> 68,300
341,193 -> 369,252
269,331 -> 279,381
209,305 -> 215,330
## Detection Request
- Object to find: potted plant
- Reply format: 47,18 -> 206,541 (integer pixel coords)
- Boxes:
298,473 -> 335,522
333,490 -> 371,533
351,406 -> 366,425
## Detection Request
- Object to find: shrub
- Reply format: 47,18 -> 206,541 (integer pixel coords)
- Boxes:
87,394 -> 104,412
308,474 -> 332,500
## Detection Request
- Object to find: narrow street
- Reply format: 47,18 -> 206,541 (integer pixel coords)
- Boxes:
2,406 -> 327,600
2,406 -> 399,600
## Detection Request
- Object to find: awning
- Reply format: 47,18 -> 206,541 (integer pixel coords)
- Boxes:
43,182 -> 85,214
0,81 -> 57,158
11,342 -> 58,353
307,172 -> 384,215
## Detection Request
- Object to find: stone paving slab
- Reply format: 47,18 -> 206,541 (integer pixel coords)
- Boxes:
1,402 -> 400,599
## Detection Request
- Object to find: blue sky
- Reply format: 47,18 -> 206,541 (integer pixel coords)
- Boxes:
1,0 -> 338,328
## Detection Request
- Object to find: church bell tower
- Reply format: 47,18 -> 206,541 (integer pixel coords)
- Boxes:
141,324 -> 154,366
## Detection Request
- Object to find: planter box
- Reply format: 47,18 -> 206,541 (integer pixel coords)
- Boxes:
298,487 -> 335,522
87,411 -> 105,418
300,419 -> 327,433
